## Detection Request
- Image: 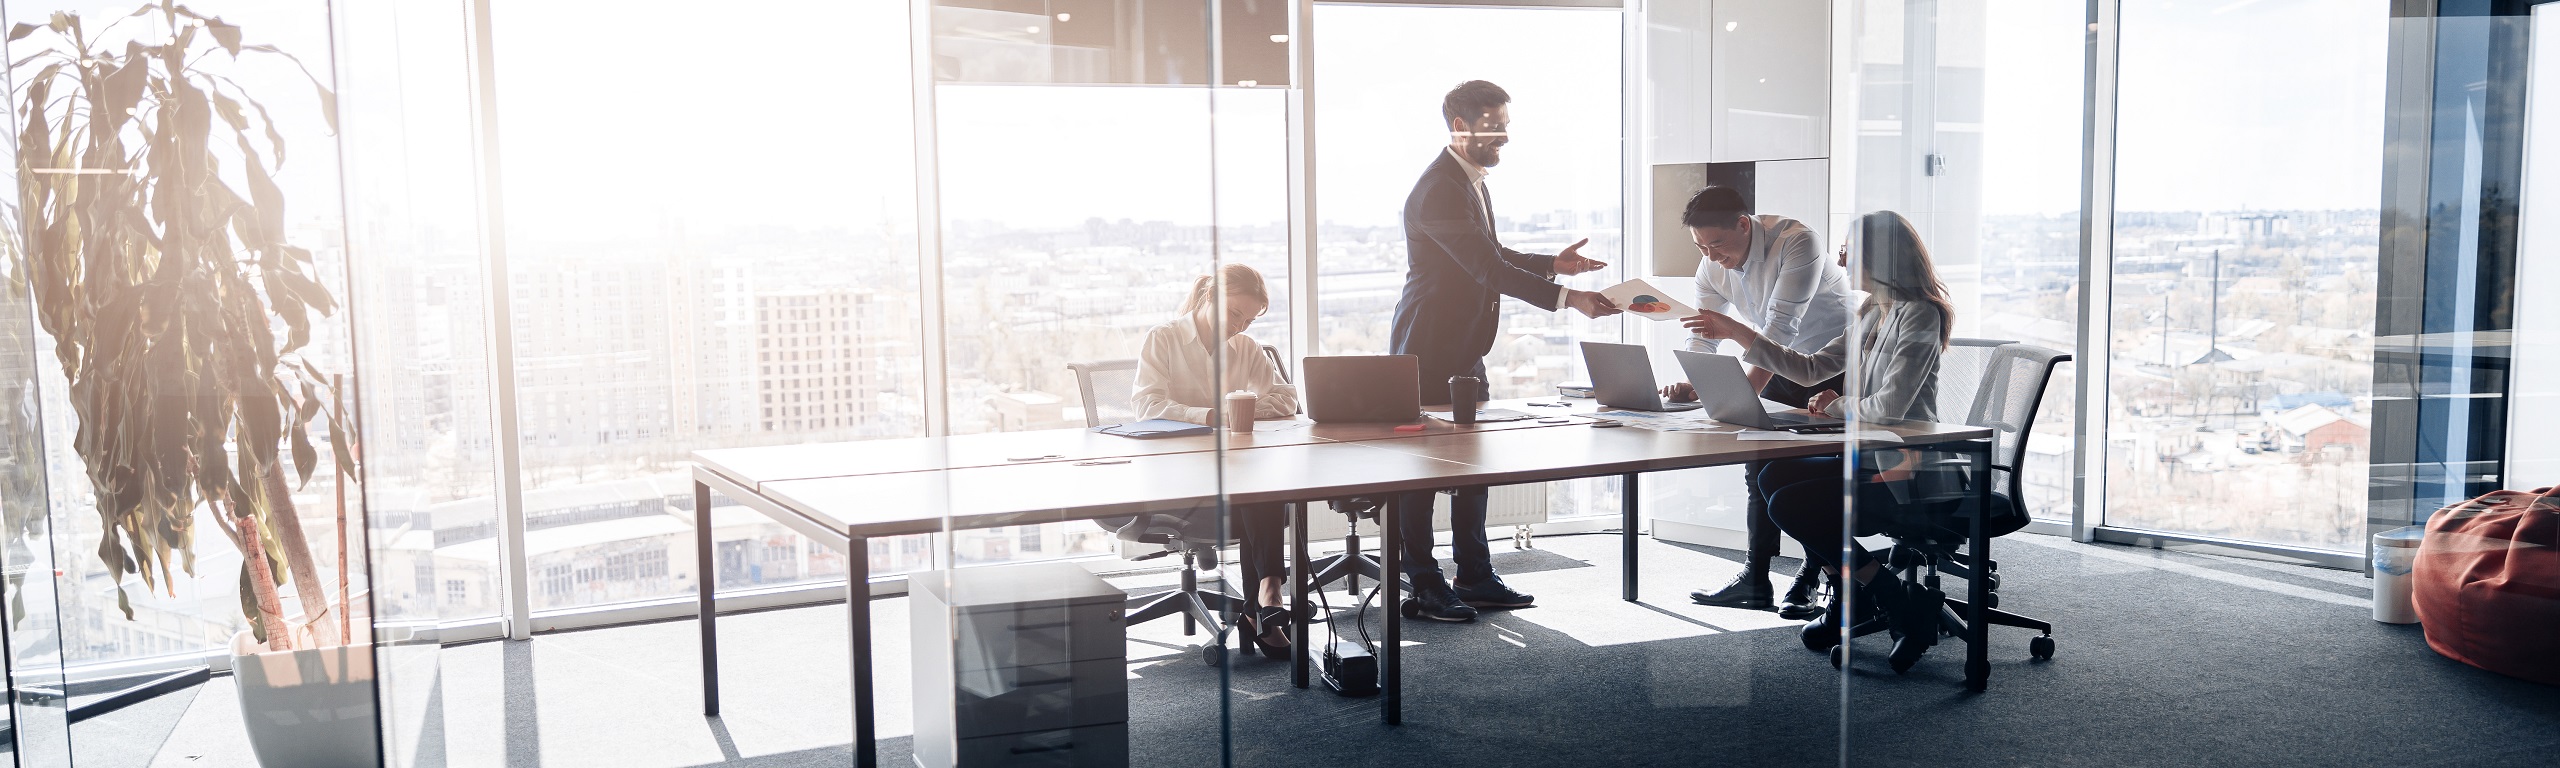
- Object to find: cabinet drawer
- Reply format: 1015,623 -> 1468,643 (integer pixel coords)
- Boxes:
954,658 -> 1126,737
952,603 -> 1124,670
955,723 -> 1127,768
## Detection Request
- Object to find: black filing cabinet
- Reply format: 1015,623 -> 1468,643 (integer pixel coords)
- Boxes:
911,562 -> 1128,767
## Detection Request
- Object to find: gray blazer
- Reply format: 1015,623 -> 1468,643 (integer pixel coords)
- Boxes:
1740,298 -> 1944,425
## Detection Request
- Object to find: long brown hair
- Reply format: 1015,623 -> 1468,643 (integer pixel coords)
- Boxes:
1854,211 -> 1953,347
1179,263 -> 1270,317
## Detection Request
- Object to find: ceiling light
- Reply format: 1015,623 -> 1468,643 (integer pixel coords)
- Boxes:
1725,21 -> 1739,32
1057,13 -> 1071,21
1271,34 -> 1290,43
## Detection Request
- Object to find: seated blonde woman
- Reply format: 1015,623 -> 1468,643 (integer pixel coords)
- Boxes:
1130,264 -> 1297,659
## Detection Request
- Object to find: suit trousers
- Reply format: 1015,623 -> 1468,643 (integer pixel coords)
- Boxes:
1400,357 -> 1494,585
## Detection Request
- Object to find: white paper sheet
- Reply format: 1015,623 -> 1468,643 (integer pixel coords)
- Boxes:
1583,410 -> 1741,433
1733,430 -> 1906,443
1600,279 -> 1697,321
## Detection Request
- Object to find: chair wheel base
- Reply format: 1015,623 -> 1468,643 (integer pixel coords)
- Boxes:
1201,643 -> 1226,667
2029,635 -> 2055,661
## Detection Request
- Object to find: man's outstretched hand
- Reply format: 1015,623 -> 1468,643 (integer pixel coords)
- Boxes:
1565,289 -> 1621,318
1554,238 -> 1608,275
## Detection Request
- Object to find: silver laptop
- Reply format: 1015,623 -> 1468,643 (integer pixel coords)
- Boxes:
1579,342 -> 1699,412
1672,349 -> 1844,429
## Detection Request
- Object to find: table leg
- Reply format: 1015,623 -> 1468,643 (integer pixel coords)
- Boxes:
850,536 -> 878,767
1622,472 -> 1640,602
695,481 -> 718,717
1291,502 -> 1311,690
1380,496 -> 1402,726
1966,442 -> 1991,693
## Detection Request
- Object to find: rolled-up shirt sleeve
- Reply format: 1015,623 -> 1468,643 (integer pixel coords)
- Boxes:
1686,263 -> 1739,355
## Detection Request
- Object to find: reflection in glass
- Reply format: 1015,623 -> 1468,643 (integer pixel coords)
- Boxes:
6,1 -> 377,763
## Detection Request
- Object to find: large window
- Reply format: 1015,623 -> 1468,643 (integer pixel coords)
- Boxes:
486,1 -> 931,610
2103,0 -> 2388,552
1313,4 -> 1624,398
1951,0 -> 2087,519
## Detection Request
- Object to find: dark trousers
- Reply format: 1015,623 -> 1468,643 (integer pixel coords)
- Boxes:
1232,502 -> 1287,610
1738,372 -> 1847,578
1398,356 -> 1494,585
1392,487 -> 1493,585
1759,457 -> 1902,574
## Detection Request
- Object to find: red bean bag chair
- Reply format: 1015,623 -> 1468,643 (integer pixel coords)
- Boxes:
2412,487 -> 2560,685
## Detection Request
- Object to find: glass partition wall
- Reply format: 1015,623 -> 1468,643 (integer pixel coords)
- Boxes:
3,1 -> 386,765
0,1 -> 2537,765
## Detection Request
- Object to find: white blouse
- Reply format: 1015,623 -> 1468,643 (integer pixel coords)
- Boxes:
1131,319 -> 1300,425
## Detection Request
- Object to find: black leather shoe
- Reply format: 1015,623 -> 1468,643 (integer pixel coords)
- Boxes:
1777,566 -> 1827,620
1408,576 -> 1479,622
1860,577 -> 1941,673
1453,576 -> 1535,609
1689,572 -> 1774,609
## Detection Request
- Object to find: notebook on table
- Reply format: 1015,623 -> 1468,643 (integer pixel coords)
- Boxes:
1094,419 -> 1214,439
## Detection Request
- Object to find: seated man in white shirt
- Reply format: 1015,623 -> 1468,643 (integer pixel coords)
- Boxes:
1661,186 -> 1855,618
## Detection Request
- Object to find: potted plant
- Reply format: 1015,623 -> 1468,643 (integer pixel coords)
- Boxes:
10,4 -> 370,765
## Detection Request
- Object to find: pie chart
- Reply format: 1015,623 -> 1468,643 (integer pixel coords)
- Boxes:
1627,294 -> 1671,314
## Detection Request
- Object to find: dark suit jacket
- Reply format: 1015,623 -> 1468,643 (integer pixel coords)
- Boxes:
1390,149 -> 1560,403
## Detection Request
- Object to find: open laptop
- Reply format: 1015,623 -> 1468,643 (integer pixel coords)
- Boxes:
1303,355 -> 1424,423
1579,342 -> 1699,412
1672,349 -> 1845,430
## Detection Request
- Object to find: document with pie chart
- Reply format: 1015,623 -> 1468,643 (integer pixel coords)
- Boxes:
1599,279 -> 1696,321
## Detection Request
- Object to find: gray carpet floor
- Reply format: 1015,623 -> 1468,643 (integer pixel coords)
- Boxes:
131,531 -> 2560,767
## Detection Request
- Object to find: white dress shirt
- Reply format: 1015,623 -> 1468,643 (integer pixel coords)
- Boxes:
1132,318 -> 1300,425
1447,147 -> 1572,309
1685,214 -> 1854,356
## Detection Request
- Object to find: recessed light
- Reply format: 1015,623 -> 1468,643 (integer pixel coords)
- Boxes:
1725,21 -> 1739,32
1270,34 -> 1289,43
1057,13 -> 1071,21
1239,80 -> 1259,87
1025,26 -> 1040,34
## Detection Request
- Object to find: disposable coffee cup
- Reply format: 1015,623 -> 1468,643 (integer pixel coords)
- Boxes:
1224,391 -> 1258,433
1450,376 -> 1482,425
2372,525 -> 2424,624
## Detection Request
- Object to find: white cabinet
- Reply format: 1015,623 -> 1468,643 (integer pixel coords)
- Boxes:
1709,0 -> 1831,163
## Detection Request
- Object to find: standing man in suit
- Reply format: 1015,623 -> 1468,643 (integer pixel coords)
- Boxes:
1661,185 -> 1854,619
1389,80 -> 1619,622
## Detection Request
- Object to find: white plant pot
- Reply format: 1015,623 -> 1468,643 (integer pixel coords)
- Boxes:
230,631 -> 380,767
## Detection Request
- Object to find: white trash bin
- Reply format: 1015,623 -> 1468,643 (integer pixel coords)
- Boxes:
2372,525 -> 2426,624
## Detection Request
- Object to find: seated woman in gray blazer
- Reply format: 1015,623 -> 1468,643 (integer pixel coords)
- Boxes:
1131,264 -> 1297,659
1681,210 -> 1956,670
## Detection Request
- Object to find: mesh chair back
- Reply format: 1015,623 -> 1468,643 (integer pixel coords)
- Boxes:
1066,359 -> 1141,428
1934,338 -> 2014,424
1964,343 -> 2071,504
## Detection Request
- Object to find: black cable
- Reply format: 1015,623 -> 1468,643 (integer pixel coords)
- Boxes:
1353,580 -> 1383,653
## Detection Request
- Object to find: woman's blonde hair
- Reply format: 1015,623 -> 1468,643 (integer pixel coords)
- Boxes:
1179,263 -> 1270,317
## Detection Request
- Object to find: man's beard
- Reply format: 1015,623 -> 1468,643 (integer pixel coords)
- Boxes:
1467,142 -> 1502,167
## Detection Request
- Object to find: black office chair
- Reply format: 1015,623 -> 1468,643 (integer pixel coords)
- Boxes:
1067,359 -> 1252,665
1808,341 -> 2067,673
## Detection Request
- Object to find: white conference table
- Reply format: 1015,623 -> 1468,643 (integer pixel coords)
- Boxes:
688,399 -> 1996,767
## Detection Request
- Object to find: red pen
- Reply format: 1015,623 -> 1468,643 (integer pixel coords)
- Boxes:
1393,424 -> 1427,432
